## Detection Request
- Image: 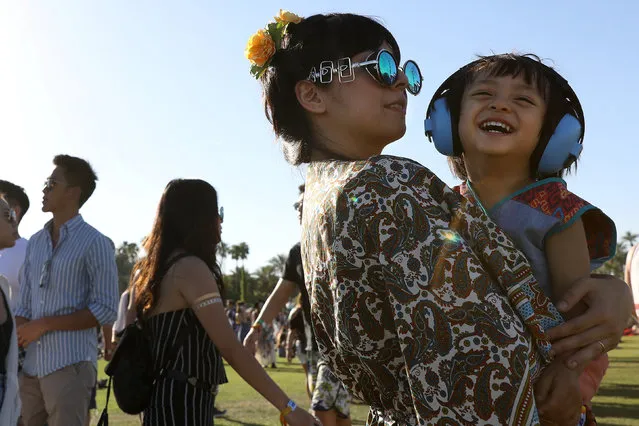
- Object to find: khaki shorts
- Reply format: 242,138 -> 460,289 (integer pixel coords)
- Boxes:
20,361 -> 96,426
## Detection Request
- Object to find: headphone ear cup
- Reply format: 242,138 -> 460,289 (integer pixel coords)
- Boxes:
537,114 -> 583,175
424,98 -> 457,156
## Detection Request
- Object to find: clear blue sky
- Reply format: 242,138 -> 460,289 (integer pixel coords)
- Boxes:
1,1 -> 637,273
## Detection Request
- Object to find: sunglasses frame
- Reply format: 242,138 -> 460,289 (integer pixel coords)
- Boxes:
308,49 -> 423,95
2,207 -> 17,225
219,206 -> 224,222
43,177 -> 58,192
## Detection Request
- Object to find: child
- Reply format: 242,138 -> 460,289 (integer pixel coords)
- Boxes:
425,53 -> 616,425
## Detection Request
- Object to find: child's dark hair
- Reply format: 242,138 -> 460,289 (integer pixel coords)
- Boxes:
260,14 -> 400,165
441,53 -> 583,180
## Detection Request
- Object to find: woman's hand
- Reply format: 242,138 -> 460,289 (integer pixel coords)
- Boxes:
283,407 -> 322,426
547,274 -> 632,369
243,327 -> 259,355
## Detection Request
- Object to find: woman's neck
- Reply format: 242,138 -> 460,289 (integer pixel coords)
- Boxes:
309,131 -> 385,161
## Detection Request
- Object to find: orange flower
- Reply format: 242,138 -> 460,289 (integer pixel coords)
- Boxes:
244,29 -> 276,67
274,9 -> 302,24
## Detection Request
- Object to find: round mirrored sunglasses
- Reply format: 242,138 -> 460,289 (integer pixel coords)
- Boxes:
308,49 -> 423,95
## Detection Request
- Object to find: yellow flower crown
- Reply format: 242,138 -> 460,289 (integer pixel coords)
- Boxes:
245,10 -> 303,79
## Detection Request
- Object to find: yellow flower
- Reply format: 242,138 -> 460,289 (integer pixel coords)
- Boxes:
274,9 -> 302,24
244,29 -> 276,67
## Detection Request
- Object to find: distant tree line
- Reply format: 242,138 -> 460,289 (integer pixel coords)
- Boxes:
114,240 -> 287,304
114,230 -> 637,304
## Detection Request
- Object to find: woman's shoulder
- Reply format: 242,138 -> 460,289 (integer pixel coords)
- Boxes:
169,255 -> 215,281
343,155 -> 439,193
368,154 -> 426,169
354,155 -> 435,183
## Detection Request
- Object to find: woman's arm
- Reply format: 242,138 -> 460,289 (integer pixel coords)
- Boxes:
243,278 -> 297,352
547,274 -> 632,368
174,257 -> 318,426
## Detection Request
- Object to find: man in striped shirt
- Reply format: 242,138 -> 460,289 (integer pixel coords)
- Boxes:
14,155 -> 118,426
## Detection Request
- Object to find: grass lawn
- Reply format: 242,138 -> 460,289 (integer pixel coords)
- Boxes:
91,336 -> 639,425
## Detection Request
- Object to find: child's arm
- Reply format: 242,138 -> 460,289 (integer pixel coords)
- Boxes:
536,218 -> 591,414
545,217 -> 591,320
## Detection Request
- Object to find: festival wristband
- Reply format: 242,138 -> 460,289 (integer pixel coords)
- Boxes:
279,400 -> 297,425
251,319 -> 265,330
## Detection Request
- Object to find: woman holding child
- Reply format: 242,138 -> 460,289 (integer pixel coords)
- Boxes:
246,10 -> 632,425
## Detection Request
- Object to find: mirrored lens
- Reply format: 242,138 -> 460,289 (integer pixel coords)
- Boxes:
404,60 -> 422,95
377,51 -> 398,86
219,206 -> 224,221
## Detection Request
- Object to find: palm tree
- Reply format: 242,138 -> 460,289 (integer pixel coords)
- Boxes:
253,265 -> 278,301
229,244 -> 241,273
622,231 -> 639,250
237,242 -> 250,301
238,242 -> 250,269
228,244 -> 250,301
115,241 -> 140,294
268,254 -> 287,277
218,241 -> 229,273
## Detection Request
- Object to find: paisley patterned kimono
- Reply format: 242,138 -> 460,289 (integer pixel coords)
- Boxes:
301,156 -> 565,425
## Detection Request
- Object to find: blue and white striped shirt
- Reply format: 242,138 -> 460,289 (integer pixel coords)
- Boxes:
15,215 -> 118,377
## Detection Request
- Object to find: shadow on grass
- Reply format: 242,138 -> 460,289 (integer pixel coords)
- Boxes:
216,417 -> 263,426
266,366 -> 306,374
594,402 -> 639,422
596,383 -> 639,400
607,358 -> 639,365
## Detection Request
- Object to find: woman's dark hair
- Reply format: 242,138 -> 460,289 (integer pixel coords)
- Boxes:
443,53 -> 581,180
132,179 -> 224,317
261,13 -> 400,165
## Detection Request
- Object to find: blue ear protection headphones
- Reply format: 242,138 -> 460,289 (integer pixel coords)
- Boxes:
424,56 -> 585,176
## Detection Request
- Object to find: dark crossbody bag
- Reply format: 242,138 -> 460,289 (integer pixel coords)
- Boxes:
98,253 -> 194,424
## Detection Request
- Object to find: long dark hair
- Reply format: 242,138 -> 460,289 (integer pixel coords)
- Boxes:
132,179 -> 224,317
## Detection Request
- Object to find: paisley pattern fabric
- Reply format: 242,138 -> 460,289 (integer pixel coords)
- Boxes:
301,156 -> 565,425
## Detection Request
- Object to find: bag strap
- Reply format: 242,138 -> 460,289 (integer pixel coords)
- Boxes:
157,252 -> 193,285
136,252 -> 193,321
97,377 -> 112,426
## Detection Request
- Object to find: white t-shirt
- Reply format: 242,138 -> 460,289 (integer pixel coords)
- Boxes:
113,289 -> 131,336
0,238 -> 28,312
